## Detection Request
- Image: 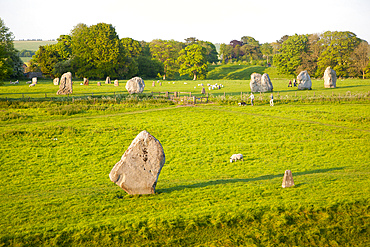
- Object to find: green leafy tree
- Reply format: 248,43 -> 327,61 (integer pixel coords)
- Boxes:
149,39 -> 183,79
0,18 -> 23,81
71,23 -> 129,79
298,34 -> 321,77
260,43 -> 273,64
349,41 -> 369,79
33,44 -> 62,77
219,43 -> 233,63
273,34 -> 309,76
197,41 -> 219,64
177,44 -> 208,80
317,31 -> 361,77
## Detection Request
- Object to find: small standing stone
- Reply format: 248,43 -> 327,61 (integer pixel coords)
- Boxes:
109,130 -> 165,195
282,170 -> 295,188
97,82 -> 101,86
114,79 -> 119,86
152,81 -> 155,87
83,78 -> 89,85
105,76 -> 111,84
32,77 -> 37,84
201,87 -> 206,94
53,78 -> 59,85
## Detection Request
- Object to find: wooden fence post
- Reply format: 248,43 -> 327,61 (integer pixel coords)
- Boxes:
193,96 -> 196,104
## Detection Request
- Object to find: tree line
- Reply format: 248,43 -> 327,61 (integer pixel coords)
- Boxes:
1,18 -> 370,81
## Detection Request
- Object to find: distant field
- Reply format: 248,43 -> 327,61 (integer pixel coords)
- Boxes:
13,40 -> 57,51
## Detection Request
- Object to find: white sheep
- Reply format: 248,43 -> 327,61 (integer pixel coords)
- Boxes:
29,83 -> 35,87
230,154 -> 243,163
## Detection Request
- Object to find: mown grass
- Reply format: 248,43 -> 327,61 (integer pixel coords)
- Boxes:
0,91 -> 369,246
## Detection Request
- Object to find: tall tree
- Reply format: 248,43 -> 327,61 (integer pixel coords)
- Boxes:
317,31 -> 361,77
260,42 -> 273,64
197,41 -> 219,64
219,43 -> 233,63
297,33 -> 321,76
273,34 -> 308,76
177,44 -> 208,80
71,23 -> 129,79
149,39 -> 183,80
0,18 -> 23,80
349,41 -> 370,79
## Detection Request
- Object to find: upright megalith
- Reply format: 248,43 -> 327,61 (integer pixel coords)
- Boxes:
250,73 -> 273,92
250,73 -> 262,93
83,78 -> 89,86
126,77 -> 145,94
282,170 -> 295,188
56,72 -> 73,95
297,70 -> 312,90
105,76 -> 111,84
261,73 -> 273,92
109,130 -> 165,195
114,79 -> 119,86
324,67 -> 337,88
53,78 -> 59,85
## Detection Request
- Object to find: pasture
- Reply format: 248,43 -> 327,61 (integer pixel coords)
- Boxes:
0,78 -> 370,246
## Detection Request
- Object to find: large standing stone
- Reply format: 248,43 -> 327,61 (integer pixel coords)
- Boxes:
297,70 -> 312,90
109,130 -> 165,194
125,77 -> 145,94
282,170 -> 295,188
105,76 -> 111,84
53,78 -> 59,85
324,67 -> 337,88
261,73 -> 273,92
56,72 -> 73,95
250,73 -> 273,92
250,73 -> 262,92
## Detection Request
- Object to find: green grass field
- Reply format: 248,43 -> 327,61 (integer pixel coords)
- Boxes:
1,78 -> 370,246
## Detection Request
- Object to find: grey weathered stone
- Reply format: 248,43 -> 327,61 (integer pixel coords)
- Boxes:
261,73 -> 273,92
53,78 -> 59,85
250,73 -> 262,93
56,72 -> 73,95
83,78 -> 89,86
125,77 -> 145,94
97,81 -> 101,86
201,87 -> 206,94
282,170 -> 295,188
250,73 -> 273,92
105,76 -> 111,84
114,79 -> 119,86
297,71 -> 312,90
324,67 -> 336,88
109,130 -> 165,194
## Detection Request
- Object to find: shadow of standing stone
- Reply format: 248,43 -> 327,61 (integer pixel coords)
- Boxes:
109,130 -> 165,195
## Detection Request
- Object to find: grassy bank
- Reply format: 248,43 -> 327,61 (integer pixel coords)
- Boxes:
1,95 -> 369,245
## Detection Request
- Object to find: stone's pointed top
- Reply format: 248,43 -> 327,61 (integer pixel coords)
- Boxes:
109,130 -> 165,195
282,170 -> 295,188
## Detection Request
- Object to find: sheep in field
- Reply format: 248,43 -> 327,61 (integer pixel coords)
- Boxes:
230,153 -> 243,162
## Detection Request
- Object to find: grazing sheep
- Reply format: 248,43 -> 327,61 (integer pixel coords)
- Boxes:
230,154 -> 243,163
29,83 -> 35,87
26,81 -> 32,84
